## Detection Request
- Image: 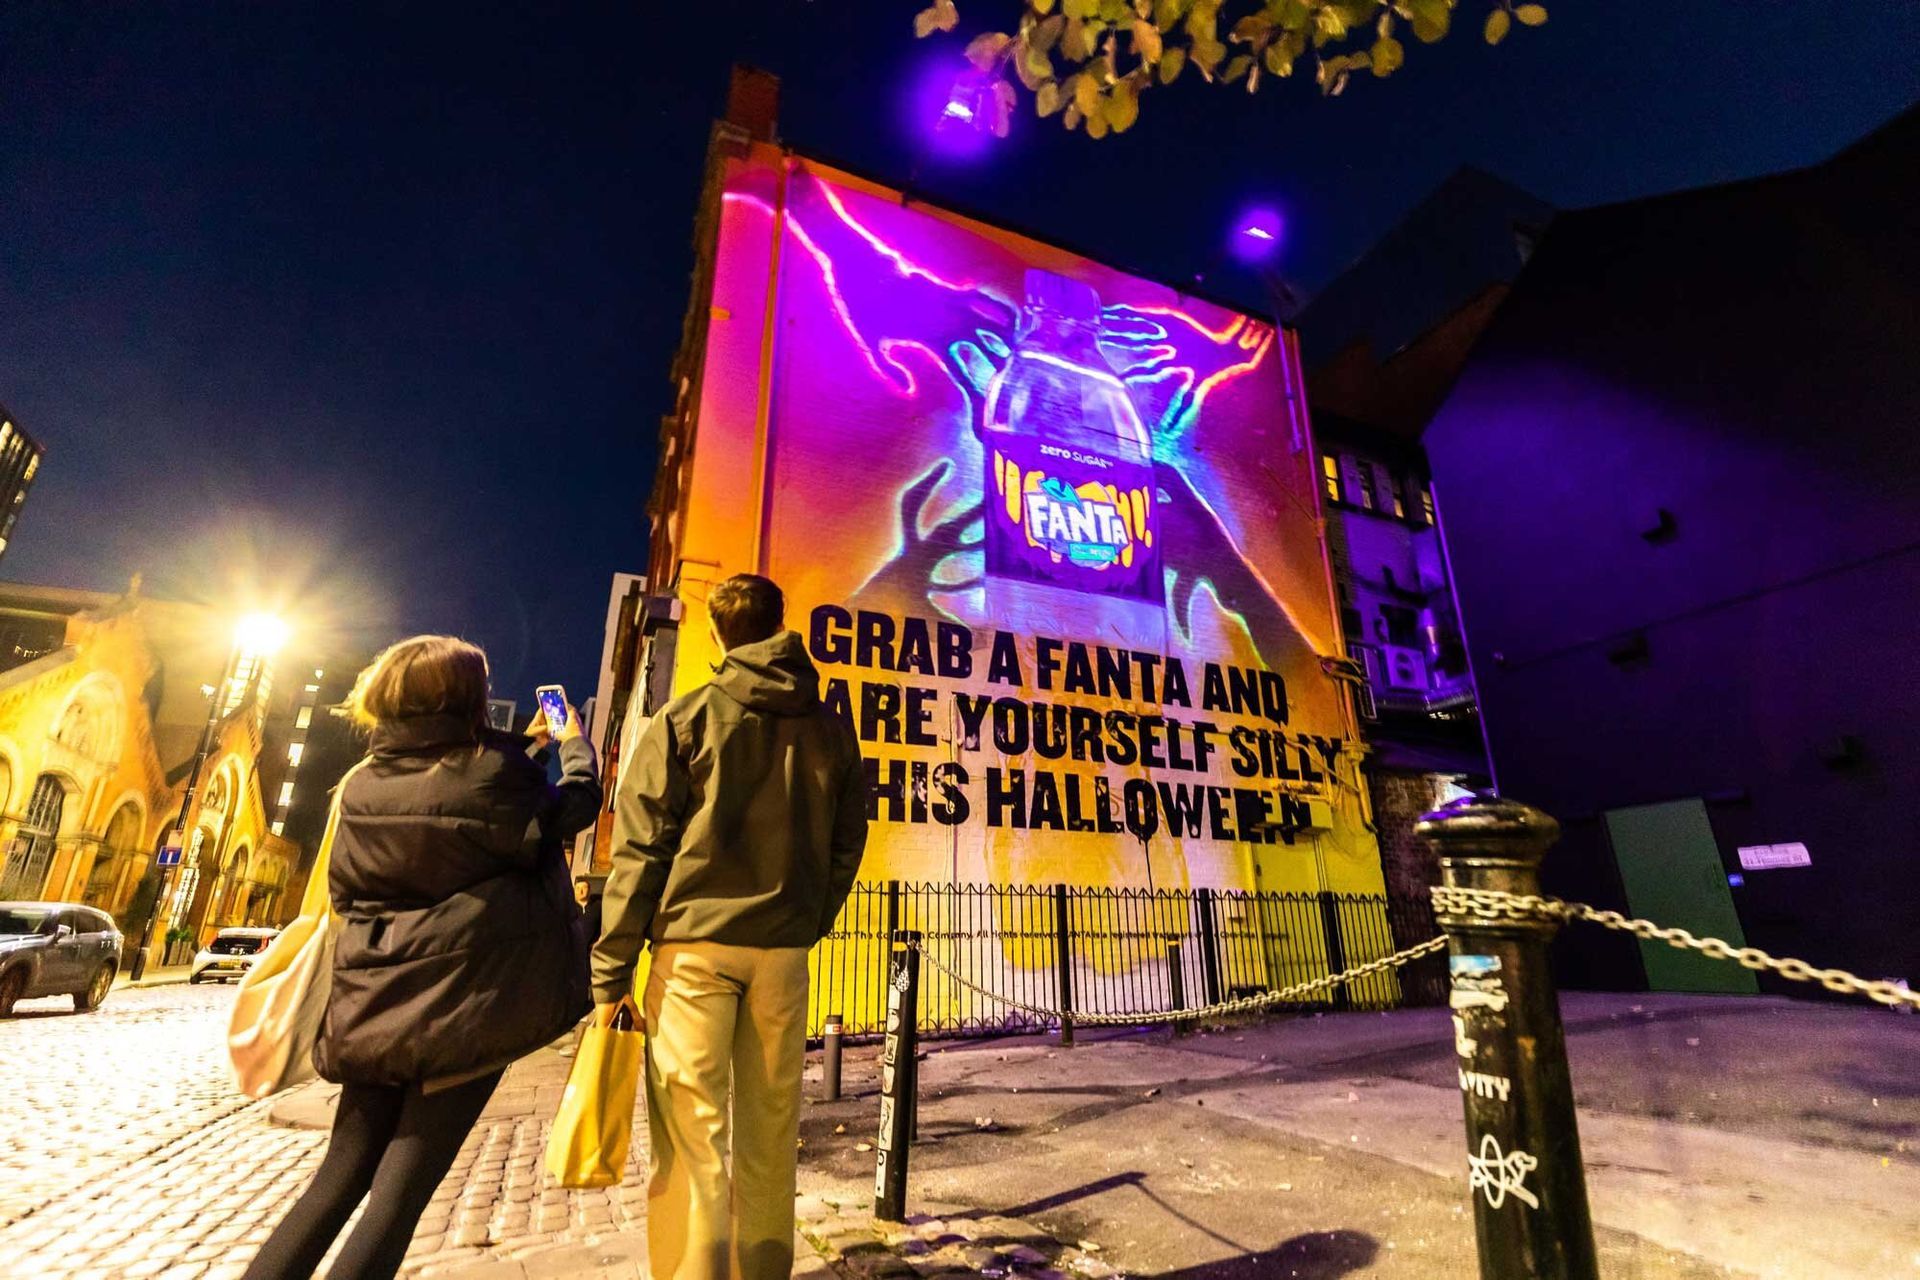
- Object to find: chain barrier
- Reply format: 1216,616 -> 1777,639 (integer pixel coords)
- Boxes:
906,933 -> 1447,1027
1431,884 -> 1920,1012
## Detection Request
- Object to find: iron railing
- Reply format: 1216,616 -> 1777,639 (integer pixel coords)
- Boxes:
807,881 -> 1410,1039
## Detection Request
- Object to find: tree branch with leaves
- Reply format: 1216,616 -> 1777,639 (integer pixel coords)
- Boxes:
913,0 -> 1547,138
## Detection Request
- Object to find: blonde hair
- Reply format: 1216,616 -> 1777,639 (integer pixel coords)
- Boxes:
346,635 -> 491,732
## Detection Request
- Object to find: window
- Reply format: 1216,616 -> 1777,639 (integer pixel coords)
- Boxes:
1383,605 -> 1421,647
270,821 -> 284,837
1419,488 -> 1436,525
277,781 -> 295,807
294,706 -> 312,730
303,684 -> 319,695
1382,467 -> 1406,519
1320,454 -> 1341,503
1355,463 -> 1375,511
286,742 -> 304,767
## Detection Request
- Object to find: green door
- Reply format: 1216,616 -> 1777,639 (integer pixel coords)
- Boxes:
1603,799 -> 1758,994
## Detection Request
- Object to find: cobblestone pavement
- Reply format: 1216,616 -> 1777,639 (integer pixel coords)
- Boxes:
0,983 -> 258,1229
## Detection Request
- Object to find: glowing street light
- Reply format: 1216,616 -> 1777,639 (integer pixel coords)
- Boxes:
235,612 -> 291,656
1230,204 -> 1286,266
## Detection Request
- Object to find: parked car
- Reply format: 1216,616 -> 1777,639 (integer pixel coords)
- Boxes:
189,927 -> 280,984
0,902 -> 122,1016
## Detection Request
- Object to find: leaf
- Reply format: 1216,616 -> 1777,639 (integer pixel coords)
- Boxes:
1158,46 -> 1187,81
988,79 -> 1016,136
1370,34 -> 1404,75
1036,79 -> 1066,115
1408,0 -> 1450,43
1063,16 -> 1099,60
1063,101 -> 1084,130
1514,3 -> 1547,24
1484,8 -> 1510,44
1224,53 -> 1253,83
1132,18 -> 1163,61
913,6 -> 941,39
1064,0 -> 1099,19
1107,80 -> 1140,131
1032,13 -> 1067,54
1314,7 -> 1349,41
1153,0 -> 1183,30
1190,36 -> 1226,79
1073,69 -> 1103,116
966,31 -> 1013,70
1086,106 -> 1111,139
1032,0 -> 1056,11
1017,41 -> 1054,89
1263,41 -> 1295,75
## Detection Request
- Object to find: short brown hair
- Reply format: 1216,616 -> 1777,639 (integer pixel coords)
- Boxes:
347,635 -> 490,731
708,574 -> 784,649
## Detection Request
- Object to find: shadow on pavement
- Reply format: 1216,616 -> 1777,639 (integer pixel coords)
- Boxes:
1141,1229 -> 1379,1279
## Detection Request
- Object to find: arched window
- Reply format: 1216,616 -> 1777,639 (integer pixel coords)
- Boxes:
0,755 -> 13,816
0,774 -> 67,899
52,680 -> 122,765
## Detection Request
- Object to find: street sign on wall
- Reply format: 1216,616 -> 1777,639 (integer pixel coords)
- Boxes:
157,843 -> 182,867
1737,842 -> 1812,870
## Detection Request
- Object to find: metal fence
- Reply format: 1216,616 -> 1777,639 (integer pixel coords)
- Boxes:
807,881 -> 1415,1039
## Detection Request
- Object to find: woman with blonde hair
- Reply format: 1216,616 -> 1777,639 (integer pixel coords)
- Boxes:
244,635 -> 599,1280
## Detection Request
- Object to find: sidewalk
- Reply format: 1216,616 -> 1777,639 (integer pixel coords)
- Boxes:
793,993 -> 1918,1280
272,1043 -> 1100,1280
116,962 -> 193,988
262,992 -> 1918,1279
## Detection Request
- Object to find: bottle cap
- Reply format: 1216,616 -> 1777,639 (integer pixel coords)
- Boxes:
1024,269 -> 1101,321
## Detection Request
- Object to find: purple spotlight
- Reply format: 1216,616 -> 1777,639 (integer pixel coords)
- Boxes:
906,54 -> 1000,161
1231,205 -> 1285,265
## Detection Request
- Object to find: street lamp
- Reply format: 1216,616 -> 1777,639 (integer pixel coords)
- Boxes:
129,613 -> 290,981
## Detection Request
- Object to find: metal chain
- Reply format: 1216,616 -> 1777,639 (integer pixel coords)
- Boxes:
907,934 -> 1448,1027
1432,885 -> 1920,1012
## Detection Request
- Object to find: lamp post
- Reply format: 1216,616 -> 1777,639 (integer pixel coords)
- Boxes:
129,613 -> 288,982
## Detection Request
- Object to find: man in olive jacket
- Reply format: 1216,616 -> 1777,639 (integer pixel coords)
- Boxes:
592,573 -> 868,1280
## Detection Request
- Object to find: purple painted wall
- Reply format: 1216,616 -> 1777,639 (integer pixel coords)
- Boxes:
1423,107 -> 1920,991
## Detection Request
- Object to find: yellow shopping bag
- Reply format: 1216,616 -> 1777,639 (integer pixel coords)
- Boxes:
228,761 -> 365,1099
544,997 -> 644,1188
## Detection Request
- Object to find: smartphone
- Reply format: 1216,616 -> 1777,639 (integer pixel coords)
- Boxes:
535,685 -> 570,736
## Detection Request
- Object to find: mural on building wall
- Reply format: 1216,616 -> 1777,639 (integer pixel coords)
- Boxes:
676,152 -> 1382,901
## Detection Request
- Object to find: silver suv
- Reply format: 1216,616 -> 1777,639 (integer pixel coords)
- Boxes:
0,902 -> 122,1016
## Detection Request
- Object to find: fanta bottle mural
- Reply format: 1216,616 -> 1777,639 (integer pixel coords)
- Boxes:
984,271 -> 1160,606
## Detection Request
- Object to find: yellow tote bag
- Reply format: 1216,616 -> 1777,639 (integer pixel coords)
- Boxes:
545,997 -> 644,1188
227,761 -> 363,1099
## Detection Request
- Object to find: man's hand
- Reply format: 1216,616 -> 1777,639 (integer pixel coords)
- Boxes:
554,702 -> 583,743
594,997 -> 641,1030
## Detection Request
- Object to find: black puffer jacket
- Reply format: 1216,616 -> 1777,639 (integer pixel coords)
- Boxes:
314,713 -> 600,1087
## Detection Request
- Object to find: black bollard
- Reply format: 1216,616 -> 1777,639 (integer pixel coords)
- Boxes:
823,1015 -> 843,1102
873,932 -> 920,1222
1417,794 -> 1599,1280
1053,884 -> 1075,1047
1167,937 -> 1191,1036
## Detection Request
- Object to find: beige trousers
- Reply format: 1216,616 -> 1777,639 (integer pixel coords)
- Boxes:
642,941 -> 810,1280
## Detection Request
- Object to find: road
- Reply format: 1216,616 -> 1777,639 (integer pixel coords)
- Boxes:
0,983 -> 277,1232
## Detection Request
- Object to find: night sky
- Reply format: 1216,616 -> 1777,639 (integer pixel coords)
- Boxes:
3,2 -> 1915,703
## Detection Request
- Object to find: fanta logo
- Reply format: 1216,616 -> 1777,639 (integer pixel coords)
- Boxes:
1024,476 -> 1131,568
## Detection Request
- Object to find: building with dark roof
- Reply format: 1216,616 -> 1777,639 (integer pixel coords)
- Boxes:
1422,103 -> 1920,994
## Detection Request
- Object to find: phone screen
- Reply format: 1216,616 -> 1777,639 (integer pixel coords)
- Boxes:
537,686 -> 568,734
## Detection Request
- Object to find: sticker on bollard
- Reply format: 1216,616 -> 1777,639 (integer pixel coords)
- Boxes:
874,933 -> 920,1222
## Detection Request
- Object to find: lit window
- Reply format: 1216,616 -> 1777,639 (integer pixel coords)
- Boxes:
295,706 -> 312,729
287,742 -> 304,767
277,781 -> 295,806
1419,488 -> 1436,524
1383,468 -> 1406,519
303,684 -> 319,694
1355,464 -> 1374,511
270,821 -> 284,837
1320,454 -> 1341,503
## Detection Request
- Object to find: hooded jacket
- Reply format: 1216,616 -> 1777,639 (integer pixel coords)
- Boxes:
315,714 -> 599,1087
591,630 -> 868,1004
